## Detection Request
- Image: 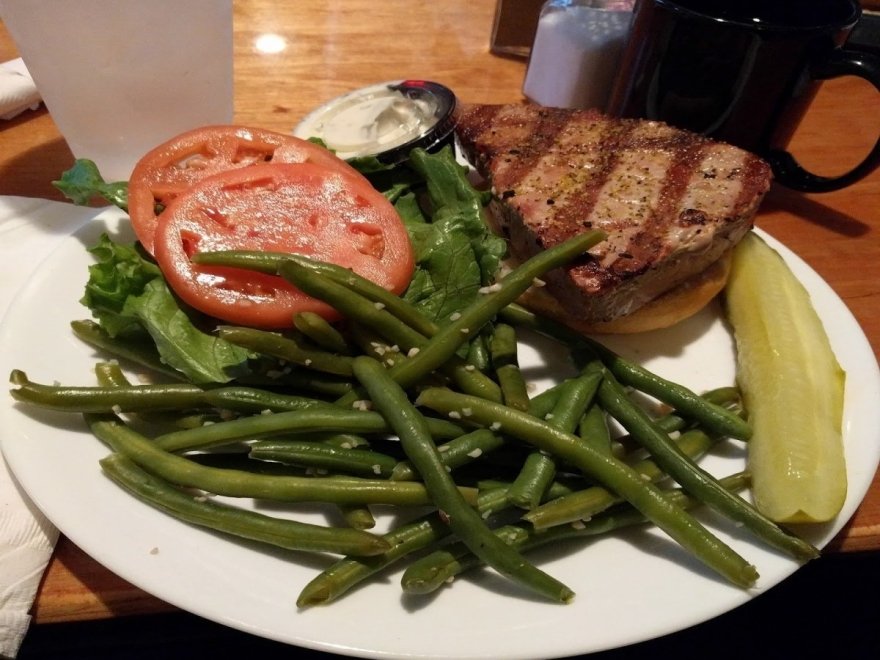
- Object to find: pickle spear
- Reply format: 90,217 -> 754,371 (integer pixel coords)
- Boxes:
725,232 -> 846,523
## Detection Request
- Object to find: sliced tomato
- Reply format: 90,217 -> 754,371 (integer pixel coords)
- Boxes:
153,162 -> 414,329
128,125 -> 354,254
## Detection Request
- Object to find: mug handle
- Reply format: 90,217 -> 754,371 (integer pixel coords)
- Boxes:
766,48 -> 880,193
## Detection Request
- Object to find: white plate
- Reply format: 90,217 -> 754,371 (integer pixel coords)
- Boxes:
2,209 -> 879,660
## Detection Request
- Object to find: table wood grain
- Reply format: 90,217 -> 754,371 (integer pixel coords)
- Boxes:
1,0 -> 878,625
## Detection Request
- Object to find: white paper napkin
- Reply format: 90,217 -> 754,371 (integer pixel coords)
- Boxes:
0,196 -> 107,658
0,59 -> 40,120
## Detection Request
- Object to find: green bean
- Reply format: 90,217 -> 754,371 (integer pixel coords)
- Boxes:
155,407 -> 387,452
217,326 -> 354,376
596,372 -> 818,560
526,380 -> 569,419
154,407 -> 465,453
88,415 -> 472,506
239,363 -> 355,398
10,370 -> 204,412
292,257 -> 439,338
384,231 -> 606,392
390,428 -> 505,481
498,303 -> 585,346
100,453 -> 389,556
589,342 -> 751,440
476,478 -> 516,492
523,429 -> 719,530
9,370 -> 333,416
187,452 -> 308,475
543,365 -> 603,431
477,480 -> 577,518
249,440 -> 398,478
507,368 -> 602,510
280,260 -> 428,351
595,385 -> 742,456
701,386 -> 743,408
202,389 -> 328,414
277,259 -> 503,402
337,504 -> 376,531
190,250 -> 283,274
312,433 -> 371,450
351,356 -> 575,603
529,378 -> 730,441
297,512 -> 451,607
416,387 -> 758,588
401,524 -> 527,596
499,303 -> 751,440
477,481 -> 573,520
402,472 -> 752,595
655,386 -> 742,434
92,361 -> 186,426
466,328 -> 492,372
293,312 -> 353,355
579,402 -> 612,456
347,325 -> 410,369
505,452 -> 557,510
93,361 -> 132,388
192,250 -> 439,338
71,319 -> 183,381
475,486 -> 510,518
490,323 -> 530,411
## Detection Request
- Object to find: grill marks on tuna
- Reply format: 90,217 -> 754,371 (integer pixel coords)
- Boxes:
455,103 -> 772,322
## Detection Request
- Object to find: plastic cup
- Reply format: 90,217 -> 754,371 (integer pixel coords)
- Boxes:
0,0 -> 233,182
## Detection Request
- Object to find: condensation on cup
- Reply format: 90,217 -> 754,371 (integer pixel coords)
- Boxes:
523,0 -> 634,111
0,0 -> 233,182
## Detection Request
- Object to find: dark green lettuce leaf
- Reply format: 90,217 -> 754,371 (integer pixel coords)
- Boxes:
401,147 -> 507,322
123,279 -> 252,384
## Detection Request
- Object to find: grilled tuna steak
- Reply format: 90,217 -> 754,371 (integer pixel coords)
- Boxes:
455,103 -> 772,322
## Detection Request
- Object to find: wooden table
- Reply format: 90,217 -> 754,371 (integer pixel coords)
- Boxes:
2,0 -> 879,625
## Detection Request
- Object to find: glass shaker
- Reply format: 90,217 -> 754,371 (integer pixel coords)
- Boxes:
522,0 -> 635,111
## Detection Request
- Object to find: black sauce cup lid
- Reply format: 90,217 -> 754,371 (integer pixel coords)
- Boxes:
294,80 -> 457,164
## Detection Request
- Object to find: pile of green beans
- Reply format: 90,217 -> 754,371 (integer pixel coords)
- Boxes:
8,231 -> 821,609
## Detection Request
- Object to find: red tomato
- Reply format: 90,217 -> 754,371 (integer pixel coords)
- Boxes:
128,125 -> 353,254
153,162 -> 415,329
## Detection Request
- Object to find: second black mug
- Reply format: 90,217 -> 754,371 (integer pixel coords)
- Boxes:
606,0 -> 880,192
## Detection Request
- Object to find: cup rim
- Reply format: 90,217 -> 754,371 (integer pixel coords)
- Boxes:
655,0 -> 861,33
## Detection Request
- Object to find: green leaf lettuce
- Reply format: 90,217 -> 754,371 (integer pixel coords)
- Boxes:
80,234 -> 250,383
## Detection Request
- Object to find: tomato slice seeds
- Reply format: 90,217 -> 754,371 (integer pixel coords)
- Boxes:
128,125 -> 353,254
153,162 -> 414,329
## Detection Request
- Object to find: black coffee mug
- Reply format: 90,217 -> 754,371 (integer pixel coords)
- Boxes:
606,0 -> 880,192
